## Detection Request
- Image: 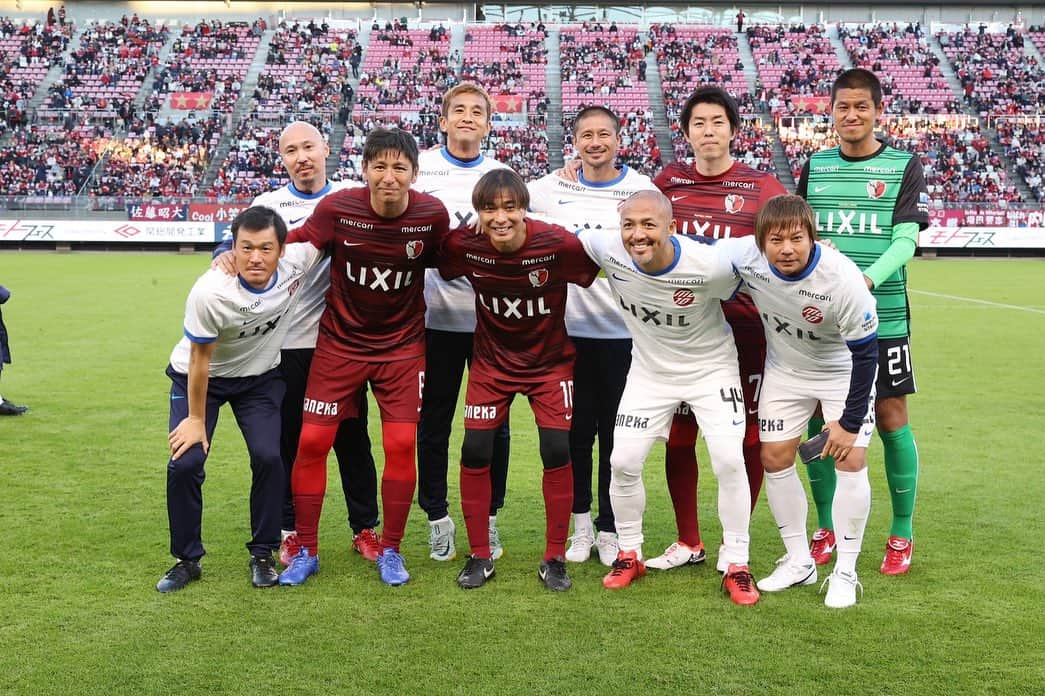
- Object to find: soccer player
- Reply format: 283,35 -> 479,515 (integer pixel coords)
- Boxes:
717,194 -> 878,608
278,128 -> 450,587
439,169 -> 599,591
225,121 -> 381,565
579,190 -> 759,605
415,82 -> 513,563
156,206 -> 324,593
0,284 -> 28,415
797,68 -> 929,575
528,105 -> 658,566
650,86 -> 787,573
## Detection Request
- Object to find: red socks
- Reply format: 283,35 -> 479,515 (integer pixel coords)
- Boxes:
292,422 -> 338,554
378,421 -> 417,551
542,464 -> 573,561
460,465 -> 492,558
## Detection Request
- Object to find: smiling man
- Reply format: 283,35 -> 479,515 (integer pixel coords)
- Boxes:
278,128 -> 450,587
415,83 -> 514,564
797,69 -> 930,576
578,190 -> 758,605
157,206 -> 324,593
528,106 -> 657,567
438,169 -> 599,591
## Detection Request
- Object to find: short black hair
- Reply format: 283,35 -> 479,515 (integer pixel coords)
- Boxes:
472,169 -> 530,212
572,106 -> 620,136
231,205 -> 288,246
679,85 -> 740,135
831,68 -> 883,108
362,127 -> 419,171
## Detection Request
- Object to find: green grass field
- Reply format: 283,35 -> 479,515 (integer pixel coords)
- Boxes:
0,253 -> 1042,694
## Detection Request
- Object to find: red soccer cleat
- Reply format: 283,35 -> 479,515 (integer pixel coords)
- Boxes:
880,536 -> 914,575
602,550 -> 646,589
352,528 -> 382,562
809,528 -> 836,566
279,532 -> 301,566
722,564 -> 760,606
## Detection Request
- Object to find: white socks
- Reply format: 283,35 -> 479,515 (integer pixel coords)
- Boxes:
765,464 -> 812,563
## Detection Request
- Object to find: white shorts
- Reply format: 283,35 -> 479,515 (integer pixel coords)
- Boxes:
758,365 -> 876,444
614,362 -> 746,442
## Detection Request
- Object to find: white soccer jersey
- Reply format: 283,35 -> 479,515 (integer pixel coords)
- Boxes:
416,147 -> 512,332
529,167 -> 658,339
718,237 -> 879,376
252,180 -> 362,349
168,243 -> 323,378
579,230 -> 741,374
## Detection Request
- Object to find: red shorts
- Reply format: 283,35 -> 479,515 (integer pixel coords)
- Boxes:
302,353 -> 425,425
464,363 -> 573,430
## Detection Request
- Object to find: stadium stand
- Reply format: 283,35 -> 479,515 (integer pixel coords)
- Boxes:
748,23 -> 842,116
940,24 -> 1045,116
0,16 -> 72,131
997,117 -> 1045,202
0,120 -> 105,197
254,20 -> 356,118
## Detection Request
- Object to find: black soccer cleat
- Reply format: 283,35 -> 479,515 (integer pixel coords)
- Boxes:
250,554 -> 279,588
538,557 -> 572,592
0,399 -> 28,416
156,559 -> 201,593
456,555 -> 495,589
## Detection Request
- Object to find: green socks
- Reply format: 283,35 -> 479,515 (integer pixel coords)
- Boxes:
805,417 -> 836,530
881,424 -> 918,539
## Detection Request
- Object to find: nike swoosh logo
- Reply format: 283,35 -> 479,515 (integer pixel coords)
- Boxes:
472,272 -> 489,278
890,377 -> 911,387
610,272 -> 631,282
538,567 -> 549,580
343,241 -> 365,246
843,536 -> 858,541
565,414 -> 573,421
483,565 -> 495,579
895,488 -> 912,494
731,419 -> 744,426
557,199 -> 576,205
171,395 -> 185,400
670,195 -> 686,202
289,216 -> 306,225
813,185 -> 831,193
748,407 -> 758,415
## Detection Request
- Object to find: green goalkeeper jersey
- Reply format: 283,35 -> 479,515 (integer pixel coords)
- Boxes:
797,141 -> 930,339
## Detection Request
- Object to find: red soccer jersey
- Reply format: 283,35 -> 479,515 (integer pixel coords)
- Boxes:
290,186 -> 450,361
654,160 -> 787,329
438,218 -> 599,380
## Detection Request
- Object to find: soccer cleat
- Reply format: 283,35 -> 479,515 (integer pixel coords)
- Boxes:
352,528 -> 381,562
156,559 -> 201,593
538,556 -> 572,591
0,398 -> 28,416
250,554 -> 279,588
645,541 -> 706,571
809,528 -> 836,566
602,550 -> 646,589
428,516 -> 456,562
564,525 -> 594,563
377,548 -> 410,586
489,516 -> 504,560
880,536 -> 914,575
756,554 -> 817,592
722,564 -> 760,606
821,569 -> 863,608
278,548 -> 319,586
594,531 -> 620,567
279,532 -> 300,566
456,555 -> 495,589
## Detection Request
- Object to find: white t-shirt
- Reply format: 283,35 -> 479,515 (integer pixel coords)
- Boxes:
416,147 -> 512,332
252,180 -> 362,349
529,166 -> 658,339
169,243 -> 323,378
579,229 -> 741,375
718,237 -> 879,378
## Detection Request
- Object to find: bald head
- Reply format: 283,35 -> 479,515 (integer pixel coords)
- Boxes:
620,189 -> 674,222
619,189 -> 677,273
278,121 -> 329,193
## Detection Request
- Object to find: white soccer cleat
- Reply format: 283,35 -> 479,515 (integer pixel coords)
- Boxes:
564,515 -> 595,563
428,516 -> 456,562
821,569 -> 863,608
645,541 -> 706,570
756,554 -> 817,592
594,531 -> 620,567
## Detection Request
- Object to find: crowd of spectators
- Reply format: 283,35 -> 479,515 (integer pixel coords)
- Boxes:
89,114 -> 223,199
0,120 -> 104,197
0,14 -> 73,131
941,24 -> 1045,116
996,118 -> 1045,202
354,27 -> 452,123
748,23 -> 841,115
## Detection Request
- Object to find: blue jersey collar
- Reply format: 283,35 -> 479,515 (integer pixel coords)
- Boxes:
440,147 -> 484,168
633,236 -> 681,276
770,243 -> 821,281
238,270 -> 278,294
288,182 -> 331,199
579,165 -> 628,188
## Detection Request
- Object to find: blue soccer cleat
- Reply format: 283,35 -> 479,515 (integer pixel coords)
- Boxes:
278,548 -> 319,586
377,548 -> 410,586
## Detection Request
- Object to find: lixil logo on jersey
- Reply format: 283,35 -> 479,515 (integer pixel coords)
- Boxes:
724,194 -> 745,214
528,268 -> 549,287
405,240 -> 424,259
673,289 -> 695,307
866,180 -> 887,199
802,305 -> 824,324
